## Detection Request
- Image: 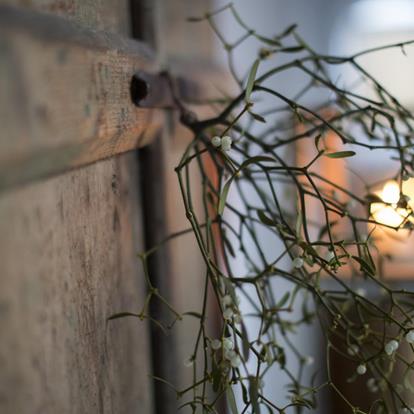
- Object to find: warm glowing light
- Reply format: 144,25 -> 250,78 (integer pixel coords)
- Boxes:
402,178 -> 414,208
381,181 -> 400,204
371,204 -> 406,228
370,180 -> 409,227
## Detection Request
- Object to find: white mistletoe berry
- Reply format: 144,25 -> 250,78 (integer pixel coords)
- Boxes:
356,288 -> 367,297
405,330 -> 414,344
221,294 -> 232,307
385,339 -> 399,355
211,339 -> 221,350
230,355 -> 241,368
221,135 -> 232,151
223,308 -> 234,320
224,349 -> 236,360
389,339 -> 399,350
184,356 -> 194,367
367,378 -> 379,393
325,250 -> 335,262
304,356 -> 314,366
347,344 -> 359,356
223,337 -> 234,351
356,364 -> 367,375
293,257 -> 304,269
211,136 -> 222,147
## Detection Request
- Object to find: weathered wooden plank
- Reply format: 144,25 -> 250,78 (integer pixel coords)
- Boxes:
0,5 -> 161,191
0,152 -> 154,414
0,0 -> 132,36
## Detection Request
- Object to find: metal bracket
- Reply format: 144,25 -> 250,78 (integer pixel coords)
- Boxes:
130,71 -> 200,109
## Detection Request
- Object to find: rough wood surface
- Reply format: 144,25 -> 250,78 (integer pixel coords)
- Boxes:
0,5 -> 161,192
0,152 -> 154,414
0,3 -> 231,414
0,0 -> 131,35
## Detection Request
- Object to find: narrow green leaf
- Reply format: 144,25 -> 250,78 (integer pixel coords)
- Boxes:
219,156 -> 276,216
187,16 -> 205,22
107,312 -> 140,321
257,210 -> 278,227
317,220 -> 339,239
241,321 -> 250,361
248,377 -> 261,414
183,311 -> 203,319
218,178 -> 234,215
314,134 -> 322,151
276,292 -> 290,308
240,156 -> 275,169
249,111 -> 266,123
295,210 -> 302,238
217,155 -> 275,216
226,386 -> 239,414
370,114 -> 377,133
223,233 -> 236,258
363,245 -> 377,275
245,59 -> 260,102
325,151 -> 356,159
352,255 -> 376,277
151,375 -> 178,393
212,358 -> 221,392
279,23 -> 297,37
241,381 -> 249,404
256,34 -> 281,46
278,346 -> 286,368
280,46 -> 305,53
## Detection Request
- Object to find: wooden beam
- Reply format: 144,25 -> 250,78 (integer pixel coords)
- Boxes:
0,5 -> 161,191
0,5 -> 233,193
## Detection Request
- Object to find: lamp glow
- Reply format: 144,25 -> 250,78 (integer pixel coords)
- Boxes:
381,181 -> 400,204
370,180 -> 409,227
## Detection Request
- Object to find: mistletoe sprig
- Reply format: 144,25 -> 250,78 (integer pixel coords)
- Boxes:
122,4 -> 414,413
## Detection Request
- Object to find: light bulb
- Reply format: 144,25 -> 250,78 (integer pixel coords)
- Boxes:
381,181 -> 399,204
370,180 -> 409,227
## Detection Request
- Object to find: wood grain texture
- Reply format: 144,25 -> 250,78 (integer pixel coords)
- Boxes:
0,152 -> 154,414
0,2 -> 157,414
0,5 -> 162,192
0,0 -> 131,35
0,3 -> 232,414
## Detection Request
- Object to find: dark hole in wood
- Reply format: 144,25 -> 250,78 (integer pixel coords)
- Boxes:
130,75 -> 149,106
